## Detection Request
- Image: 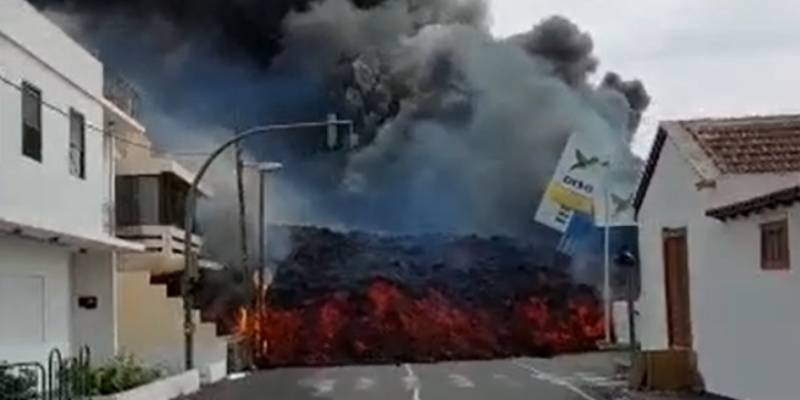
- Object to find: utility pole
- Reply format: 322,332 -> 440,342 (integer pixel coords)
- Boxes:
253,162 -> 282,360
602,163 -> 613,344
181,118 -> 354,370
234,136 -> 250,278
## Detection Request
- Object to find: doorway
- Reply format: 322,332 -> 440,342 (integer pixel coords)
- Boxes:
662,227 -> 692,348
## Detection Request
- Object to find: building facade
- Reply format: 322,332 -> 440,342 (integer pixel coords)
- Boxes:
0,0 -> 142,365
105,94 -> 228,381
635,116 -> 800,400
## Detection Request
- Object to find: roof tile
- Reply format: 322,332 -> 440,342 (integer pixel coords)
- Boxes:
678,115 -> 800,174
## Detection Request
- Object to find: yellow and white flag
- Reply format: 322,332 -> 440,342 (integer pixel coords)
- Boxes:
535,131 -> 637,231
535,132 -> 604,232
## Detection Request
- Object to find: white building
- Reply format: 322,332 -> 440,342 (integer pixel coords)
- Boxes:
634,115 -> 800,400
0,0 -> 142,366
1,1 -> 228,383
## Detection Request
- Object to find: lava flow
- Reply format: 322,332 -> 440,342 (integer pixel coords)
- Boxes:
238,226 -> 606,368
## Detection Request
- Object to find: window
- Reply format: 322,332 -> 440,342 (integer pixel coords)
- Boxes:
116,175 -> 160,227
21,82 -> 42,161
69,109 -> 86,178
115,174 -> 197,232
761,219 -> 790,270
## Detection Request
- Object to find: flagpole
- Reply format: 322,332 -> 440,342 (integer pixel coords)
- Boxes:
603,166 -> 612,344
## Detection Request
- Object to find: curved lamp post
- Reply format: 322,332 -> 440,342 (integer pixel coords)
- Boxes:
181,119 -> 353,370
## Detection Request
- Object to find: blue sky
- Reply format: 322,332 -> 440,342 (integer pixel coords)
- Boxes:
489,0 -> 800,156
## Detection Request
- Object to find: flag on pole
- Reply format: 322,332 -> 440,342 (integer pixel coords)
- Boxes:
534,132 -> 603,233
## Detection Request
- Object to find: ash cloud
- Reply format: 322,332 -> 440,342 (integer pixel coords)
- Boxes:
34,0 -> 650,250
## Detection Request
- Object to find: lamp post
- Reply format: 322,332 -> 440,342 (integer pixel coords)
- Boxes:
181,119 -> 353,370
253,162 -> 282,290
615,247 -> 638,360
253,162 -> 281,361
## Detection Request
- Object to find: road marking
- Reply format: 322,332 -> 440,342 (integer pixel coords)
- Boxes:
492,373 -> 523,387
227,372 -> 248,381
512,360 -> 599,400
448,373 -> 475,388
403,364 -> 421,400
298,377 -> 337,397
355,377 -> 376,391
575,372 -> 627,387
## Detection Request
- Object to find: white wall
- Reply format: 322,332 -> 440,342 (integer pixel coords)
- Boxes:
638,137 -> 800,400
637,138 -> 705,350
0,234 -> 72,365
691,207 -> 800,400
0,0 -> 110,239
71,251 -> 117,363
117,270 -> 227,375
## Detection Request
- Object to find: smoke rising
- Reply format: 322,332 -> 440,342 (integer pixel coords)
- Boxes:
34,0 -> 650,258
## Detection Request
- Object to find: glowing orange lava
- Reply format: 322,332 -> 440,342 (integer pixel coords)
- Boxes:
236,278 -> 605,367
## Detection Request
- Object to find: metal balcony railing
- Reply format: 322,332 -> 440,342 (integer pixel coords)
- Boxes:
103,70 -> 141,120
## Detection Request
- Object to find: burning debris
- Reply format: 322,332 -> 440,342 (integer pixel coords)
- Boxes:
237,226 -> 605,367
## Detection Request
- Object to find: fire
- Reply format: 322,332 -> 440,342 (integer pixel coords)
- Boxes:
236,278 -> 605,368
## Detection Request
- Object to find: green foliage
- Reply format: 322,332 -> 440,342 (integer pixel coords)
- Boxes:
59,354 -> 162,396
58,358 -> 92,397
89,355 -> 162,395
0,363 -> 38,400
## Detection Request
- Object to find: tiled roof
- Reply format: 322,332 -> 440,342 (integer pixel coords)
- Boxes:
632,129 -> 667,214
706,186 -> 800,220
678,115 -> 800,174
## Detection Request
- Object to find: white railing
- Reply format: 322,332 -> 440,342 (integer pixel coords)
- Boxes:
116,225 -> 203,273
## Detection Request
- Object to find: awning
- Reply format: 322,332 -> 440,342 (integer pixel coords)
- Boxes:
117,157 -> 213,197
0,217 -> 145,252
706,186 -> 800,221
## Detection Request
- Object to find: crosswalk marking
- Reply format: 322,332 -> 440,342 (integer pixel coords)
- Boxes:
355,377 -> 376,391
512,360 -> 599,400
448,373 -> 475,388
492,373 -> 523,388
298,377 -> 337,397
574,372 -> 627,387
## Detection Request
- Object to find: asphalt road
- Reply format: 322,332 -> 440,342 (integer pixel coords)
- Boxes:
186,353 -> 629,400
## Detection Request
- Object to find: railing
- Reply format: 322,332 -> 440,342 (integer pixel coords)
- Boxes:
0,346 -> 90,400
103,70 -> 141,120
0,362 -> 46,400
117,225 -> 202,257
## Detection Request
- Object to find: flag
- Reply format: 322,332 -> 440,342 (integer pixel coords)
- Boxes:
535,132 -> 605,232
556,210 -> 599,256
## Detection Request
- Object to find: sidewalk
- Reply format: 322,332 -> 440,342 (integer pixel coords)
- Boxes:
572,353 -> 736,400
624,391 -> 735,400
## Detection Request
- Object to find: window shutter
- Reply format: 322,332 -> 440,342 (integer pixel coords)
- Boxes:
761,220 -> 790,270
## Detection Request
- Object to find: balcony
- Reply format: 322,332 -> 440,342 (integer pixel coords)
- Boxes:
116,225 -> 204,274
115,172 -> 217,274
104,70 -> 141,120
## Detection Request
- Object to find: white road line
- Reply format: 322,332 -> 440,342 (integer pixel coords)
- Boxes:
574,372 -> 627,387
403,364 -> 422,400
448,373 -> 475,388
355,377 -> 376,391
512,360 -> 599,400
298,378 -> 337,397
492,373 -> 523,387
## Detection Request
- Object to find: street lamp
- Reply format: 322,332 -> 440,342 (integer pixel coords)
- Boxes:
251,162 -> 282,296
614,247 -> 638,360
251,162 -> 281,362
181,119 -> 353,370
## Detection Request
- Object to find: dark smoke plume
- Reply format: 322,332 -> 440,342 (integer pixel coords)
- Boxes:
33,0 -> 650,262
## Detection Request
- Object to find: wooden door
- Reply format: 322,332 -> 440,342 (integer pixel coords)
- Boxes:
662,228 -> 692,348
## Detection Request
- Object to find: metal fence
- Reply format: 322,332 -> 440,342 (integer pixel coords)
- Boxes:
0,347 -> 91,400
103,70 -> 142,120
